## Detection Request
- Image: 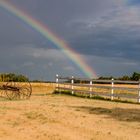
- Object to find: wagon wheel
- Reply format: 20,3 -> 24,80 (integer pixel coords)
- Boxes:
5,82 -> 20,100
0,84 -> 5,98
18,81 -> 32,99
0,82 -> 4,97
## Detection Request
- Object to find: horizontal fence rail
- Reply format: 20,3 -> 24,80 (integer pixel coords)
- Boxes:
55,75 -> 140,103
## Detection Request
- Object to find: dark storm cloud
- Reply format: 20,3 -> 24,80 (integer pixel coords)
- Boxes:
70,26 -> 140,61
68,6 -> 140,62
0,0 -> 140,79
8,0 -> 120,36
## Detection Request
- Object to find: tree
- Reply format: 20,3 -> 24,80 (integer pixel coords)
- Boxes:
131,72 -> 140,81
118,75 -> 130,81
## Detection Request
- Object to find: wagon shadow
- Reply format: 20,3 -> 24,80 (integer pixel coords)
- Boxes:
71,106 -> 140,122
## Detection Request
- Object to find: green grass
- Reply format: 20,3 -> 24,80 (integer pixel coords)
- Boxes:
32,93 -> 48,96
54,90 -> 140,105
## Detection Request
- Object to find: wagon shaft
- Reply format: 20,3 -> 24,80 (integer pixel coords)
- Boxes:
2,85 -> 19,91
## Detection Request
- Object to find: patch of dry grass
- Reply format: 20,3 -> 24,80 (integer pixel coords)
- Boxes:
0,90 -> 139,140
31,83 -> 55,95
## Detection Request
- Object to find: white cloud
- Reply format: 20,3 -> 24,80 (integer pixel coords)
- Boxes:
48,62 -> 53,66
63,66 -> 75,71
69,4 -> 140,34
22,62 -> 34,67
14,45 -> 67,61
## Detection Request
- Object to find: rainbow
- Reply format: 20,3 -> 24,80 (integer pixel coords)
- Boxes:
0,0 -> 97,78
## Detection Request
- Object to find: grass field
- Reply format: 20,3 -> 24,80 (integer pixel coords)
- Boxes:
30,82 -> 55,95
0,83 -> 140,140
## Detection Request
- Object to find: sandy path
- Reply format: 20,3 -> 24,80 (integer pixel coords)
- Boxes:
0,94 -> 139,140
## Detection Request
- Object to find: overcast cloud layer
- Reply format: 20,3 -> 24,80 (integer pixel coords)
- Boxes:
0,0 -> 140,80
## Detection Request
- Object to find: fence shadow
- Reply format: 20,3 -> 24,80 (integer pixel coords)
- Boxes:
71,106 -> 140,122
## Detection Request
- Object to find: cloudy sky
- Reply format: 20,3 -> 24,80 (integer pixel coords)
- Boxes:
0,0 -> 140,80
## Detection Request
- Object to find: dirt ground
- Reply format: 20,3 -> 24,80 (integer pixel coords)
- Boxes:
0,83 -> 140,140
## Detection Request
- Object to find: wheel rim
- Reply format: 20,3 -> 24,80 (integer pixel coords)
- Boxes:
5,82 -> 20,100
18,81 -> 32,99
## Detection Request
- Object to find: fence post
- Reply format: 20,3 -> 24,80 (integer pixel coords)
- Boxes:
138,80 -> 140,103
90,80 -> 93,98
56,74 -> 59,92
71,76 -> 74,94
111,78 -> 114,100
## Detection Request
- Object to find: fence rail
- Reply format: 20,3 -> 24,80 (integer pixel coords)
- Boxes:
55,75 -> 140,103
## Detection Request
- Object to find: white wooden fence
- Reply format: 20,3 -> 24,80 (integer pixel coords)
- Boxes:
55,75 -> 140,103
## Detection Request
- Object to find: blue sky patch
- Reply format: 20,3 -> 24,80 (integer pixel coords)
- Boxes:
127,0 -> 140,5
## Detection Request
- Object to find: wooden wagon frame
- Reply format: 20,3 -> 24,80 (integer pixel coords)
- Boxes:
0,81 -> 32,100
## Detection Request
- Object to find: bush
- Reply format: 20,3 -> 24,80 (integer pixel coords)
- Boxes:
0,73 -> 29,82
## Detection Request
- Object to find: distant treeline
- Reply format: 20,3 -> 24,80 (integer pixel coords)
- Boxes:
70,72 -> 140,84
1,72 -> 140,82
0,73 -> 29,82
98,72 -> 140,81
